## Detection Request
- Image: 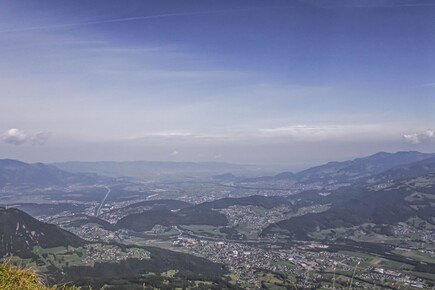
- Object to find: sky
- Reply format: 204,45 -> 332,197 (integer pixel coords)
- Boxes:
0,0 -> 434,169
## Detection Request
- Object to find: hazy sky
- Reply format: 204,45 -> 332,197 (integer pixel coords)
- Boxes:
1,0 -> 434,169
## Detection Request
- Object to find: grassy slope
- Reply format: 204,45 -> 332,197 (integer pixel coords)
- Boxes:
0,263 -> 77,290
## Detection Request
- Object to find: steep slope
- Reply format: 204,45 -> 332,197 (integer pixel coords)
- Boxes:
0,207 -> 85,257
63,246 -> 233,289
0,209 -> 233,289
0,263 -> 76,290
365,157 -> 435,183
0,159 -> 104,187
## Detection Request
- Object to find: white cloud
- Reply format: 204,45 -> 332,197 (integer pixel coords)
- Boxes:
258,123 -> 397,141
127,132 -> 232,143
3,128 -> 27,145
150,132 -> 193,137
403,129 -> 435,144
403,133 -> 420,144
421,82 -> 435,87
260,125 -> 326,135
2,128 -> 50,146
170,150 -> 179,156
30,132 -> 51,145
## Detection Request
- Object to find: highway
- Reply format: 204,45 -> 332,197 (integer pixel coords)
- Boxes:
95,186 -> 111,217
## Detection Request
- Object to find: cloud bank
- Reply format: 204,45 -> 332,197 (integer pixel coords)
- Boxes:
2,128 -> 50,146
258,123 -> 400,141
403,129 -> 435,144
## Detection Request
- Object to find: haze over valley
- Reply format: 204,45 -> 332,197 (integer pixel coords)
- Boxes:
1,151 -> 435,289
1,0 -> 435,289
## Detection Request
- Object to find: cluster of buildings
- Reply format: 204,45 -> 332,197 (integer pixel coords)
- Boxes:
174,237 -> 295,287
173,236 -> 352,287
221,205 -> 292,235
392,223 -> 435,243
82,244 -> 150,265
172,235 -> 433,289
358,267 -> 427,289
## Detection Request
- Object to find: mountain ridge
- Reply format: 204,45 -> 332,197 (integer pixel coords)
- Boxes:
0,159 -> 107,187
262,157 -> 435,240
240,151 -> 435,185
0,207 -> 85,257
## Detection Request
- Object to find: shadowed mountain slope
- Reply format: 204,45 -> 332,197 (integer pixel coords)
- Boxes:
0,207 -> 85,257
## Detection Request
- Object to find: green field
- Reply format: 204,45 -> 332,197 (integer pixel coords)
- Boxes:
338,250 -> 414,270
181,224 -> 227,238
393,249 -> 435,264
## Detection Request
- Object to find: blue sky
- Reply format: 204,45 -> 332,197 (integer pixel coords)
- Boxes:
0,0 -> 434,168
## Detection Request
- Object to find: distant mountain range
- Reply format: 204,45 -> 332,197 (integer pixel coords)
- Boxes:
295,151 -> 435,185
2,151 -> 435,242
3,151 -> 432,186
53,160 -> 261,179
241,151 -> 435,185
0,207 -> 85,257
1,151 -> 434,288
240,172 -> 294,183
0,159 -> 106,187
